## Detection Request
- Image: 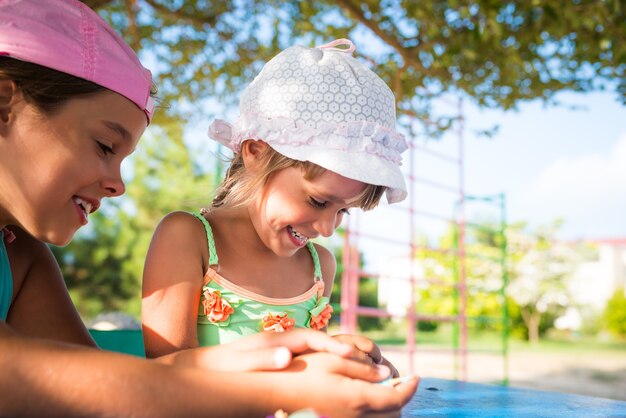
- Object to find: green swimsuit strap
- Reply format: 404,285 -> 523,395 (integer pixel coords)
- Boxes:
306,241 -> 323,281
191,211 -> 219,266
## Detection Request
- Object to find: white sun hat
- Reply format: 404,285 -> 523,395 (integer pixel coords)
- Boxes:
208,39 -> 408,203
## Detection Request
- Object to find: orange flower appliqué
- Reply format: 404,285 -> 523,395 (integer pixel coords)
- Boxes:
309,302 -> 333,330
202,288 -> 234,323
262,313 -> 295,332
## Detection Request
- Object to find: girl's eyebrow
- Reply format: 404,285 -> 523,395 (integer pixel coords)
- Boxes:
102,120 -> 131,143
311,189 -> 342,204
313,190 -> 357,206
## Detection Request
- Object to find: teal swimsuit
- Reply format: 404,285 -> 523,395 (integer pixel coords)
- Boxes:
0,228 -> 14,321
192,213 -> 333,346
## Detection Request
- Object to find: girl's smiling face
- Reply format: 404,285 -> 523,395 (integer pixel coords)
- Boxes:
0,88 -> 147,245
248,165 -> 367,257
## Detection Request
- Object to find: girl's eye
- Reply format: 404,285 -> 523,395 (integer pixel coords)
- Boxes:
97,141 -> 114,156
308,197 -> 327,208
340,208 -> 351,215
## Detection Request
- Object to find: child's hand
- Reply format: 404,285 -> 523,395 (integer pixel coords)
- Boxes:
156,328 -> 353,372
271,351 -> 418,417
332,334 -> 400,378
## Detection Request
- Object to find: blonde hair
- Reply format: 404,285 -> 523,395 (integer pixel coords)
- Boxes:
211,143 -> 386,211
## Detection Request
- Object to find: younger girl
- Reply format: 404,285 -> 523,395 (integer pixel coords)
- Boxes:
142,39 -> 408,369
1,2 -> 417,415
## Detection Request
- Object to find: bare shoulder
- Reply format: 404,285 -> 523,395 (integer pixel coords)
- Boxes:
146,211 -> 209,275
152,211 -> 208,248
156,211 -> 204,235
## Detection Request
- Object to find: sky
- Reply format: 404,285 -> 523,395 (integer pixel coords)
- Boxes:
460,90 -> 625,240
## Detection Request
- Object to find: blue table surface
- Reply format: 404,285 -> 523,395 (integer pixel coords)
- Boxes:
403,377 -> 626,417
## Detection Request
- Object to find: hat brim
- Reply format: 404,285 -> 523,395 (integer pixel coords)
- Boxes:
269,143 -> 407,204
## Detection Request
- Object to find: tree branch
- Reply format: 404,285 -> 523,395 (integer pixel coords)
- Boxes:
141,0 -> 220,27
334,0 -> 420,69
81,0 -> 116,9
125,0 -> 141,51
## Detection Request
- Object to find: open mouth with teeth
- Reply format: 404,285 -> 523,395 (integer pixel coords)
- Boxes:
288,225 -> 308,245
73,197 -> 93,218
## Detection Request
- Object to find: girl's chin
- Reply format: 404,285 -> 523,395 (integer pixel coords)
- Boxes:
44,228 -> 80,247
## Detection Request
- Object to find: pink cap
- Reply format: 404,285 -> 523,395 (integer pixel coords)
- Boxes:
0,0 -> 154,123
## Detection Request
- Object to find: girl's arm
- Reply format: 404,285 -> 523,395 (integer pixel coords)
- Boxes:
142,211 -> 207,358
5,227 -> 95,346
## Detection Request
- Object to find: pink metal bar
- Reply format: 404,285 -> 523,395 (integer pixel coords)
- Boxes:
410,143 -> 461,165
354,306 -> 396,318
407,134 -> 417,375
340,222 -> 352,334
407,174 -> 460,195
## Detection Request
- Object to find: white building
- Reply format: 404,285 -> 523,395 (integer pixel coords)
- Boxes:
377,254 -> 424,317
568,239 -> 626,310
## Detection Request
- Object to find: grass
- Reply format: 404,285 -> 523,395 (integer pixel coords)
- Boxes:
329,321 -> 626,355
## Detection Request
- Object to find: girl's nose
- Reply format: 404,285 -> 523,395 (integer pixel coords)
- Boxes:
314,212 -> 340,238
101,169 -> 126,197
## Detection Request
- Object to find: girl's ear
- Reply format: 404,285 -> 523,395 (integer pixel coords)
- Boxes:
0,79 -> 18,128
241,140 -> 269,170
0,78 -> 20,136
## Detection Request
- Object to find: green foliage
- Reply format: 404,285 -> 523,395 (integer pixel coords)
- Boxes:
411,217 -> 587,344
85,0 -> 624,133
417,320 -> 439,332
603,289 -> 626,337
413,221 -> 507,335
53,126 -> 215,319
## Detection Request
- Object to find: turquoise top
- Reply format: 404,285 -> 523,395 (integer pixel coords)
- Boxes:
192,212 -> 333,346
0,229 -> 14,321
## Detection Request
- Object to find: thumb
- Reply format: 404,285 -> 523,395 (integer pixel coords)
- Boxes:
243,346 -> 293,370
213,346 -> 293,372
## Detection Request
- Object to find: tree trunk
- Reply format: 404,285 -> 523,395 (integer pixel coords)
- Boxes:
520,307 -> 541,344
527,313 -> 541,344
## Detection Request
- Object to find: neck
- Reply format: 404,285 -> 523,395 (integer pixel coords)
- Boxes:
209,206 -> 272,255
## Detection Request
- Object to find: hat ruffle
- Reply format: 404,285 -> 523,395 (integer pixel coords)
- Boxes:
209,112 -> 408,166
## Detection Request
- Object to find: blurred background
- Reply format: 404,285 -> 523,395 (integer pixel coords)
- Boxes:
67,0 -> 625,400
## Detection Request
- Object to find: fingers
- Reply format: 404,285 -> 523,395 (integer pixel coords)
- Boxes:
333,334 -> 383,364
348,347 -> 375,365
229,329 -> 353,357
308,352 -> 392,382
360,411 -> 402,418
392,376 -> 420,404
214,346 -> 294,371
177,345 -> 294,372
360,375 -> 420,411
380,357 -> 400,378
